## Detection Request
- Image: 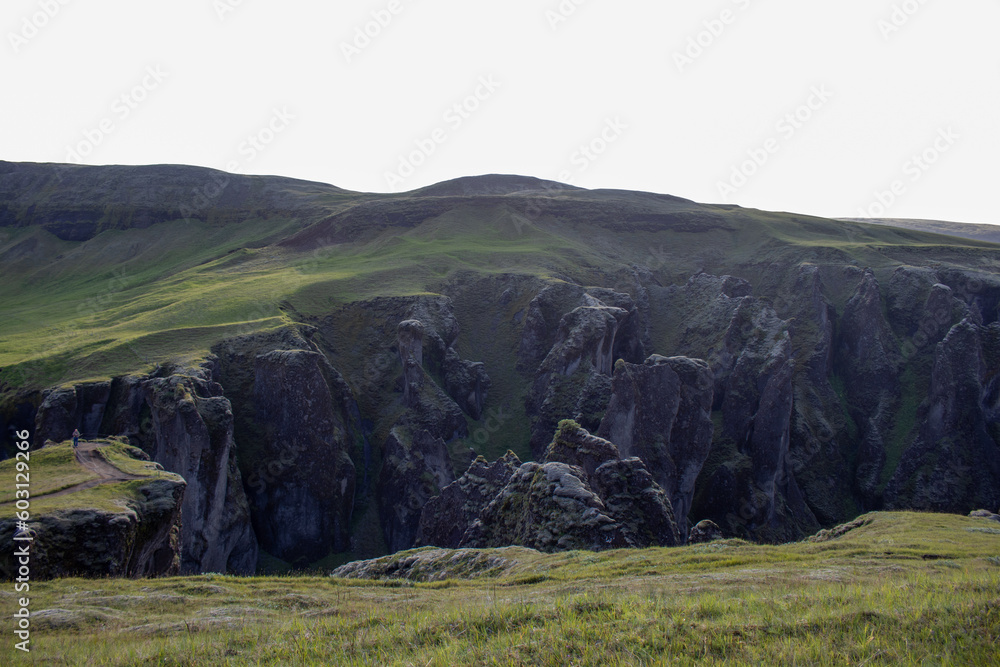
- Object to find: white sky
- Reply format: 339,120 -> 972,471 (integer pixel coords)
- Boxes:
2,0 -> 998,224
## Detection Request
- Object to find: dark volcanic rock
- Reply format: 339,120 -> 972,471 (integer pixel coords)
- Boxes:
416,451 -> 522,548
0,469 -> 185,579
442,349 -> 491,420
544,417 -> 620,479
397,320 -> 425,408
597,355 -> 713,533
426,423 -> 680,552
331,547 -> 524,582
461,460 -> 625,551
838,268 -> 900,504
140,363 -> 258,574
34,382 -> 111,445
250,349 -> 356,565
592,457 -> 681,546
659,273 -> 817,541
885,320 -> 1000,513
688,519 -> 724,544
526,291 -> 641,456
378,427 -> 455,554
32,361 -> 258,575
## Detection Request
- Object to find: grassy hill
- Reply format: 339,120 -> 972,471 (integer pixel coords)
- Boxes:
19,511 -> 1000,665
3,164 -> 999,391
839,217 -> 1000,245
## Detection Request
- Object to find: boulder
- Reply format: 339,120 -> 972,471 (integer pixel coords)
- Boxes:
968,510 -> 1000,523
688,519 -> 724,544
462,461 -> 625,552
592,457 -> 680,547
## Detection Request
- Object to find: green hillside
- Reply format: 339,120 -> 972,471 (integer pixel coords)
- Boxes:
2,167 -> 997,390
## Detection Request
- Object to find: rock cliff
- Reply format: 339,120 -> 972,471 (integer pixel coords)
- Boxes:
0,443 -> 186,579
32,361 -> 257,574
597,354 -> 713,534
420,422 -> 680,552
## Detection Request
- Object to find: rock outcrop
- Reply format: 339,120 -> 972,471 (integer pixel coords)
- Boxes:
657,274 -> 817,542
34,382 -> 111,445
525,290 -> 642,456
968,509 -> 1000,523
597,355 -> 714,533
442,349 -> 491,420
397,320 -> 425,408
331,547 -> 527,582
137,363 -> 256,574
416,451 -> 522,548
838,268 -> 900,505
0,447 -> 185,580
688,519 -> 724,544
31,361 -> 258,575
399,298 -> 492,421
420,422 -> 680,552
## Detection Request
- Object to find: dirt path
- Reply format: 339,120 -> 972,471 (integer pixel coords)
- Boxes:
33,441 -> 143,500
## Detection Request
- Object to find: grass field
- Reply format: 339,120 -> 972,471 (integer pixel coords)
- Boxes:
4,188 -> 1000,390
8,511 -> 999,665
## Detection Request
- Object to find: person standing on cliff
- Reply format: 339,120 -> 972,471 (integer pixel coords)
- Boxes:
72,428 -> 80,448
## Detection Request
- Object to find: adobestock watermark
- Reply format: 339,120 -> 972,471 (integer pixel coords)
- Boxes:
179,106 -> 295,220
7,0 -> 72,54
545,0 -> 590,31
11,428 -> 33,653
506,180 -> 572,236
64,65 -> 169,164
855,126 -> 958,218
469,406 -> 511,447
555,116 -> 628,185
505,116 -> 626,236
214,0 -> 249,21
673,0 -> 755,73
383,75 -> 501,189
877,0 -> 930,40
899,275 -> 983,360
245,441 -> 307,495
340,0 -> 415,64
716,85 -> 834,201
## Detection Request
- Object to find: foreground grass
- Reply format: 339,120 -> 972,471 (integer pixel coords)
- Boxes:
6,512 -> 999,665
